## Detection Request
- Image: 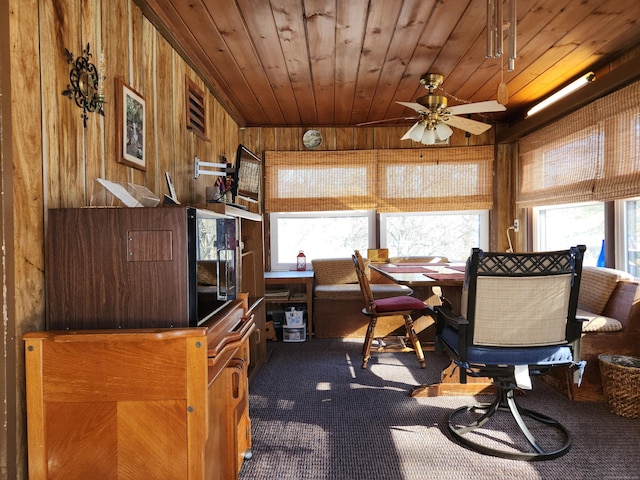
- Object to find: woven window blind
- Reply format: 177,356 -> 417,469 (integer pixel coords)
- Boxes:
264,146 -> 494,213
518,79 -> 640,207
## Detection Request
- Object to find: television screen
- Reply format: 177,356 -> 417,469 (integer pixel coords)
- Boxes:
234,144 -> 261,203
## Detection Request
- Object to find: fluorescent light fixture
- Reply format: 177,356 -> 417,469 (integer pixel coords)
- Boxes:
526,72 -> 595,117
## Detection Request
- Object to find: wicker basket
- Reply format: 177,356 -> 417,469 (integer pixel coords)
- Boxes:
598,354 -> 640,418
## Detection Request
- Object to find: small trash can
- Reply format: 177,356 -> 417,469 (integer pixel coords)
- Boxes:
598,354 -> 640,418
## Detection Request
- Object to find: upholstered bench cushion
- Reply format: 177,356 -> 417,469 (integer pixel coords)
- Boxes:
578,266 -> 633,315
577,308 -> 623,333
314,283 -> 412,300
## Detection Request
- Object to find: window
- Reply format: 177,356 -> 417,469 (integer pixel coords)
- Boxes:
380,211 -> 489,262
269,211 -> 375,270
616,197 -> 640,276
533,202 -> 604,265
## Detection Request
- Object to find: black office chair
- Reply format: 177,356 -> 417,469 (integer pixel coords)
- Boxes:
434,246 -> 586,461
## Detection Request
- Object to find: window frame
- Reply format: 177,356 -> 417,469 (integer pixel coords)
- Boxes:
615,196 -> 640,275
269,210 -> 376,271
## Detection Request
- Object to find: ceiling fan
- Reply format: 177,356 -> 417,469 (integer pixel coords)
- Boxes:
360,73 -> 506,145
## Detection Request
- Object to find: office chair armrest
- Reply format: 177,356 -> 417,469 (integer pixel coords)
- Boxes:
434,305 -> 468,332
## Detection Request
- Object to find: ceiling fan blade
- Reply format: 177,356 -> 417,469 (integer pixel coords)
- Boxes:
445,115 -> 493,135
357,115 -> 419,126
447,100 -> 507,115
396,101 -> 430,113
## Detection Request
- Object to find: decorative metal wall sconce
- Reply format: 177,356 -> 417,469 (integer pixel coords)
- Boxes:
62,43 -> 106,127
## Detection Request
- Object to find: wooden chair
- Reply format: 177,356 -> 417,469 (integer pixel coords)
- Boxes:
352,250 -> 427,369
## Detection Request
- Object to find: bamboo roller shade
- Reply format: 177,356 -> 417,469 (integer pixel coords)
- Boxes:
518,79 -> 640,207
264,146 -> 494,213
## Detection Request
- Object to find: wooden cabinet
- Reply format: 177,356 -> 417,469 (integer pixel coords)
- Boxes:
46,205 -> 268,375
32,206 -> 268,478
24,299 -> 254,480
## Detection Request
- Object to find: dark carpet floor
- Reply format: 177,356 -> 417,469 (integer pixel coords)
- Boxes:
239,338 -> 639,480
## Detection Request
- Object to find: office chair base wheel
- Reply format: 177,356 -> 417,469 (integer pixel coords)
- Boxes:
447,386 -> 571,461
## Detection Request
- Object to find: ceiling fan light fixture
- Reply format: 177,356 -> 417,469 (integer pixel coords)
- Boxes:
401,121 -> 426,142
435,122 -> 453,141
421,127 -> 436,145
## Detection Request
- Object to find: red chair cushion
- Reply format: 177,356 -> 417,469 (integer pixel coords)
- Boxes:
373,295 -> 425,313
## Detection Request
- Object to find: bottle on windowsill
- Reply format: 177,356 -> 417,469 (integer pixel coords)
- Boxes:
597,239 -> 605,267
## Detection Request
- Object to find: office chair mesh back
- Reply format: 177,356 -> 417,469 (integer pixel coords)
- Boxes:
472,274 -> 571,346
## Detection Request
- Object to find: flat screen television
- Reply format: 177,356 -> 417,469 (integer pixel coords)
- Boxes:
233,144 -> 261,203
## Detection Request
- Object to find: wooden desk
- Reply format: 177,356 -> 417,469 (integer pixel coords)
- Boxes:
369,263 -> 465,315
369,262 -> 465,286
264,270 -> 314,340
369,262 -> 493,398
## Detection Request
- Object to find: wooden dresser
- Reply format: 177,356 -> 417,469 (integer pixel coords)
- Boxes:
24,299 -> 254,479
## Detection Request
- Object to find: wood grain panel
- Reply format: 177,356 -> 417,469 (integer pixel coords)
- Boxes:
350,1 -> 402,126
41,338 -> 187,401
493,142 -> 513,252
40,0 -> 84,208
335,127 -> 354,150
209,1 -> 286,125
45,401 -> 118,480
173,53 -> 192,202
365,0 -> 438,123
277,127 -> 301,150
46,208 -> 191,329
304,0 -> 336,125
333,1 -> 368,125
143,18 -> 162,196
384,0 -> 472,120
118,400 -> 188,478
156,33 -> 178,197
352,127 -> 374,150
224,103 -> 239,160
236,0 -> 299,124
186,336 -> 208,479
81,0 -> 105,205
270,0 -> 319,124
104,0 -> 130,184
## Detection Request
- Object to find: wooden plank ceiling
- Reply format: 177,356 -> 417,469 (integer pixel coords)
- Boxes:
139,0 -> 640,129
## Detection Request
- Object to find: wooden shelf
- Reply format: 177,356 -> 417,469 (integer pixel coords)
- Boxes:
264,271 -> 314,340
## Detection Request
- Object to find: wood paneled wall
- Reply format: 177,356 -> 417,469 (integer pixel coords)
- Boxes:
239,124 -> 494,152
5,1 -> 238,477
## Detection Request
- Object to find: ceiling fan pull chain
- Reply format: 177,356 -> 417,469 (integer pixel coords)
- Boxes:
436,87 -> 472,106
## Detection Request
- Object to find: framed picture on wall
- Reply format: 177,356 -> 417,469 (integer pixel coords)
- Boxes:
115,78 -> 146,171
